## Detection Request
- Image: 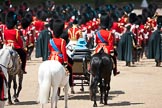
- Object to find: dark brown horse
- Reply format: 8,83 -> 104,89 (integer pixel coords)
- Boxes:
90,49 -> 113,107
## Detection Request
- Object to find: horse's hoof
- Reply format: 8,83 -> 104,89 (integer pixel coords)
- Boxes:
71,90 -> 75,94
93,104 -> 97,107
8,101 -> 14,105
14,98 -> 20,102
104,103 -> 108,105
100,101 -> 104,104
80,88 -> 84,92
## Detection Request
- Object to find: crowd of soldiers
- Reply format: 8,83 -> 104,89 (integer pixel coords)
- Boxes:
0,0 -> 161,63
0,0 -> 161,104
0,0 -> 162,92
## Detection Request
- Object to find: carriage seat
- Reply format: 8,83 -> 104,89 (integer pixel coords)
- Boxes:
71,38 -> 91,61
72,49 -> 91,62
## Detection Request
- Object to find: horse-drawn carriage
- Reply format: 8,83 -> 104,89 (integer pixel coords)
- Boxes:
67,38 -> 92,91
72,48 -> 91,91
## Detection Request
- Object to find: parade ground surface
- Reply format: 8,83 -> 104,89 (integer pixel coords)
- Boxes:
4,9 -> 162,108
5,49 -> 162,108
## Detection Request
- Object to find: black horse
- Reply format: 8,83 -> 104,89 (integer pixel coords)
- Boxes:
90,49 -> 113,107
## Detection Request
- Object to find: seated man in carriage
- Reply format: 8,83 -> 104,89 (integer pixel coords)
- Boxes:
66,16 -> 83,93
94,12 -> 120,76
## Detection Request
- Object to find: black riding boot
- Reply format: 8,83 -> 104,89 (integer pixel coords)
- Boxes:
112,55 -> 120,76
126,61 -> 131,66
156,60 -> 160,67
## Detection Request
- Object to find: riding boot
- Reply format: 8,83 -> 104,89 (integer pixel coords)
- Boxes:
126,61 -> 131,67
58,88 -> 60,97
71,87 -> 75,94
156,60 -> 160,67
112,55 -> 120,76
15,48 -> 27,74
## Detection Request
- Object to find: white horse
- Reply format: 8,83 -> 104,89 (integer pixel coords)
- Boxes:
0,45 -> 15,108
38,60 -> 69,108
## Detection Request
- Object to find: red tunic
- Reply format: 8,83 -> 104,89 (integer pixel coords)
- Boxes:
4,28 -> 23,49
68,25 -> 82,41
86,21 -> 92,34
48,38 -> 68,63
95,29 -> 114,54
24,25 -> 35,47
32,20 -> 45,39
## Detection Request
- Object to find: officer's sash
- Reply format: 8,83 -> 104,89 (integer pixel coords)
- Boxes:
97,31 -> 106,43
49,39 -> 63,58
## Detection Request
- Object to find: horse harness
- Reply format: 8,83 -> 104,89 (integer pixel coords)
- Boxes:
0,48 -> 21,75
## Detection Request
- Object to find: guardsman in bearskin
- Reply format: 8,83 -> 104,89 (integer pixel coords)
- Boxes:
111,11 -> 123,48
117,23 -> 137,67
136,15 -> 146,59
48,19 -> 68,65
32,10 -> 46,41
148,16 -> 162,67
48,19 -> 68,96
94,12 -> 120,76
20,13 -> 34,60
3,11 -> 27,74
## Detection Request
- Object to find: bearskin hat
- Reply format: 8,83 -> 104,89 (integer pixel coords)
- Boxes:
21,13 -> 32,29
116,8 -> 125,18
148,3 -> 158,13
135,15 -> 143,25
73,16 -> 79,24
142,8 -> 151,19
52,19 -> 64,38
128,13 -> 137,24
3,0 -> 11,7
128,3 -> 135,12
100,12 -> 112,29
123,5 -> 131,14
36,10 -> 47,21
5,11 -> 17,29
157,15 -> 162,27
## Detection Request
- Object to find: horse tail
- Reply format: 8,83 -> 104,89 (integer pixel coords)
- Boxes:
90,59 -> 101,90
38,63 -> 51,104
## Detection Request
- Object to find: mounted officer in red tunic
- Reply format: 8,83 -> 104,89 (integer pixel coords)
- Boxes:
94,12 -> 120,76
3,11 -> 27,74
48,19 -> 68,64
